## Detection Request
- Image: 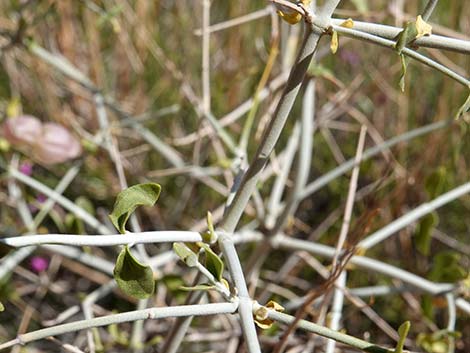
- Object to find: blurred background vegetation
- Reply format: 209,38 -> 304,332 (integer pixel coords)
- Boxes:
0,0 -> 469,352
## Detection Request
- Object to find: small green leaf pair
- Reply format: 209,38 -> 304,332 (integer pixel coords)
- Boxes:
174,210 -> 224,288
173,242 -> 224,282
173,234 -> 225,292
109,183 -> 161,299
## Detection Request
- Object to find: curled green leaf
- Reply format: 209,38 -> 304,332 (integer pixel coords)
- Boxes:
109,183 -> 161,234
113,245 -> 155,299
395,21 -> 417,53
0,301 -> 4,312
173,242 -> 199,267
199,243 -> 224,281
395,15 -> 431,54
429,251 -> 466,282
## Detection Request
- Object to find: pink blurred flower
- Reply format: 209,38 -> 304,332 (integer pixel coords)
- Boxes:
30,256 -> 49,273
3,115 -> 41,145
34,123 -> 82,165
19,161 -> 33,176
2,115 -> 82,165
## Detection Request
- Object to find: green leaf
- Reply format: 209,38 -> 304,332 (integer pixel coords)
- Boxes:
161,274 -> 185,292
201,211 -> 217,243
308,63 -> 334,80
0,301 -> 4,312
421,294 -> 434,320
199,243 -> 224,281
395,21 -> 418,53
108,322 -> 129,346
395,16 -> 431,53
425,167 -> 446,199
429,251 -> 466,282
76,196 -> 95,216
113,245 -> 155,299
179,283 -> 216,291
417,330 -> 461,353
415,212 -> 438,256
394,321 -> 410,353
65,213 -> 85,235
207,211 -> 215,234
173,242 -> 199,267
109,183 -> 161,234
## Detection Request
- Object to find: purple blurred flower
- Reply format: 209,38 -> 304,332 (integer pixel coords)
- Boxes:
339,49 -> 361,67
19,161 -> 33,176
30,256 -> 49,273
37,194 -> 47,203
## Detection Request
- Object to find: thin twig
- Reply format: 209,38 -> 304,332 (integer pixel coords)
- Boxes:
0,302 -> 239,352
331,25 -> 470,87
329,17 -> 470,54
193,7 -> 271,36
253,302 -> 392,353
1,231 -> 203,247
8,167 -> 111,235
359,181 -> 470,250
301,119 -> 452,201
421,0 -> 439,21
332,126 -> 367,267
201,0 -> 211,114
